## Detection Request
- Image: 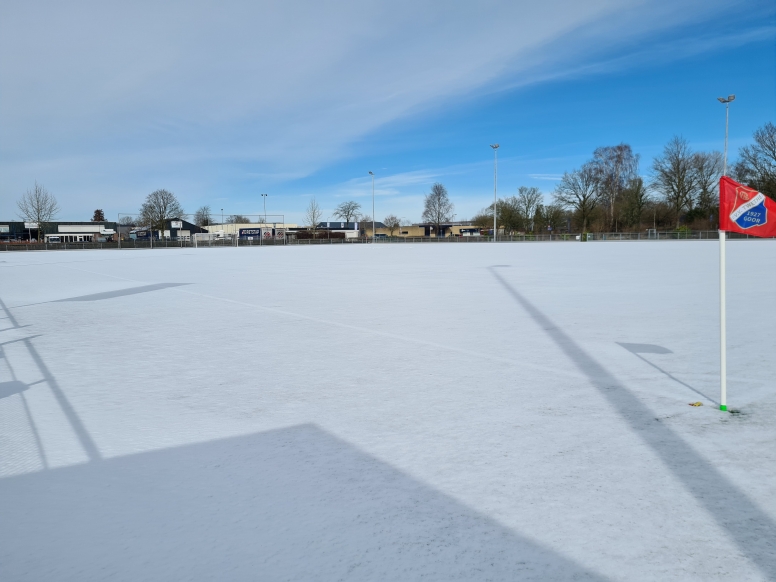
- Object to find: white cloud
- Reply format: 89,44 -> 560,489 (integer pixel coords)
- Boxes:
0,0 -> 763,217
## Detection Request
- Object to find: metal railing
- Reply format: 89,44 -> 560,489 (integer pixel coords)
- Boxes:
2,230 -> 773,251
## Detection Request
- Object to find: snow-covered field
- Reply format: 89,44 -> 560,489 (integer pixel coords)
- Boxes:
1,241 -> 774,581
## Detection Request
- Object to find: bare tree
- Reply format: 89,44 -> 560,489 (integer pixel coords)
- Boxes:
536,203 -> 567,233
139,189 -> 185,236
384,214 -> 401,236
119,215 -> 137,226
91,209 -> 106,222
333,201 -> 361,224
621,177 -> 651,230
515,186 -> 543,232
553,164 -> 599,234
495,196 -> 523,234
732,122 -> 776,200
471,211 -> 493,230
304,197 -> 323,233
17,182 -> 59,241
591,144 -> 639,230
694,151 -> 723,216
422,183 -> 454,236
194,206 -> 212,227
650,136 -> 698,227
228,215 -> 251,223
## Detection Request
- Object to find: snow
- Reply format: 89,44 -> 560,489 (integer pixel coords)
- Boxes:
1,241 -> 775,581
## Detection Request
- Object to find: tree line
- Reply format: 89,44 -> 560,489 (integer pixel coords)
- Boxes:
483,123 -> 774,234
313,122 -> 774,235
14,122 -> 774,237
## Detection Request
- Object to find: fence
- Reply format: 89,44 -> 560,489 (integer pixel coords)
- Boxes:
2,230 -> 772,251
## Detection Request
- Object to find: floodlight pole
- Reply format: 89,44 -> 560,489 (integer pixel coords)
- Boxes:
724,103 -> 729,176
369,171 -> 375,243
718,95 -> 734,176
490,144 -> 499,241
261,194 -> 267,224
716,94 -> 734,412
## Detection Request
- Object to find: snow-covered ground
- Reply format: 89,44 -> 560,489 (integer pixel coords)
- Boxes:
1,241 -> 774,581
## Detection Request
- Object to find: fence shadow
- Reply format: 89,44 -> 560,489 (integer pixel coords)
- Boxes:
1,295 -> 608,579
55,283 -> 189,302
490,267 -> 776,579
0,424 -> 608,582
617,342 -> 718,405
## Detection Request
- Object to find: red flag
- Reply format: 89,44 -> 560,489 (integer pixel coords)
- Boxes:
719,176 -> 776,238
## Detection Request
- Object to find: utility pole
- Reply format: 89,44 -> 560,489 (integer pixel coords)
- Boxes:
490,144 -> 499,241
369,171 -> 375,243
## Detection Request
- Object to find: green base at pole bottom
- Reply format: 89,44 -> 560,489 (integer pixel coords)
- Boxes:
720,405 -> 728,411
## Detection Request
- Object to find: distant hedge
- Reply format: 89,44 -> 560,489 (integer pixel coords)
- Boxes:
295,231 -> 346,240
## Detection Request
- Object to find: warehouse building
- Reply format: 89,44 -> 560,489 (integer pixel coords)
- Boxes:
128,218 -> 207,241
0,221 -> 117,243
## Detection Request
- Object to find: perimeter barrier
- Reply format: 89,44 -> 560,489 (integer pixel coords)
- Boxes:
2,230 -> 772,251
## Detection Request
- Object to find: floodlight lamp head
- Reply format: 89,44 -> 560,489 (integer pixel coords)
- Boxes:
490,144 -> 500,149
369,171 -> 374,176
728,95 -> 735,101
717,97 -> 726,103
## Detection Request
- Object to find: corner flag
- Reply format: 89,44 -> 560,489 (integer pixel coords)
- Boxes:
719,176 -> 776,237
717,177 -> 775,413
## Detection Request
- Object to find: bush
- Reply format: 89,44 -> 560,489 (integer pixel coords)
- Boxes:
295,230 -> 345,240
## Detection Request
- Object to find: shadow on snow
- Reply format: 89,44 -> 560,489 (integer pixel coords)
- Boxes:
489,267 -> 775,579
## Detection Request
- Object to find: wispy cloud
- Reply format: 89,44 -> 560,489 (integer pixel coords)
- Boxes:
505,25 -> 776,90
0,0 -> 769,218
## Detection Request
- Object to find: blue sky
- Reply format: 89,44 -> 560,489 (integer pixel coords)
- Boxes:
1,0 -> 774,224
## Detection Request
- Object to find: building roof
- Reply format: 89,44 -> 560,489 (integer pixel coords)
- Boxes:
205,222 -> 298,230
317,221 -> 387,229
412,221 -> 475,227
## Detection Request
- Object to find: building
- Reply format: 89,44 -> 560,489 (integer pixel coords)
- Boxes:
309,220 -> 482,238
401,222 -> 480,237
128,218 -> 207,241
315,222 -> 386,238
205,222 -> 298,239
0,221 -> 117,243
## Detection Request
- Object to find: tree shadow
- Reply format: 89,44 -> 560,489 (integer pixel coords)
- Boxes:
0,424 -> 609,581
489,267 -> 776,579
0,295 -> 607,581
0,380 -> 28,400
617,342 -> 718,405
54,283 -> 189,302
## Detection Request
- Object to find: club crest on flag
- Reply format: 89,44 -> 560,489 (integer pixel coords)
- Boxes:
730,186 -> 767,229
719,176 -> 776,238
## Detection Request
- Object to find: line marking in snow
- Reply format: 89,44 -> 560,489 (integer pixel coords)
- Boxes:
44,262 -> 608,384
44,262 -> 592,381
171,286 -> 591,382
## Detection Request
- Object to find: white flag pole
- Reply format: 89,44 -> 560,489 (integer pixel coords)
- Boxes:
717,95 -> 734,413
719,229 -> 727,411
